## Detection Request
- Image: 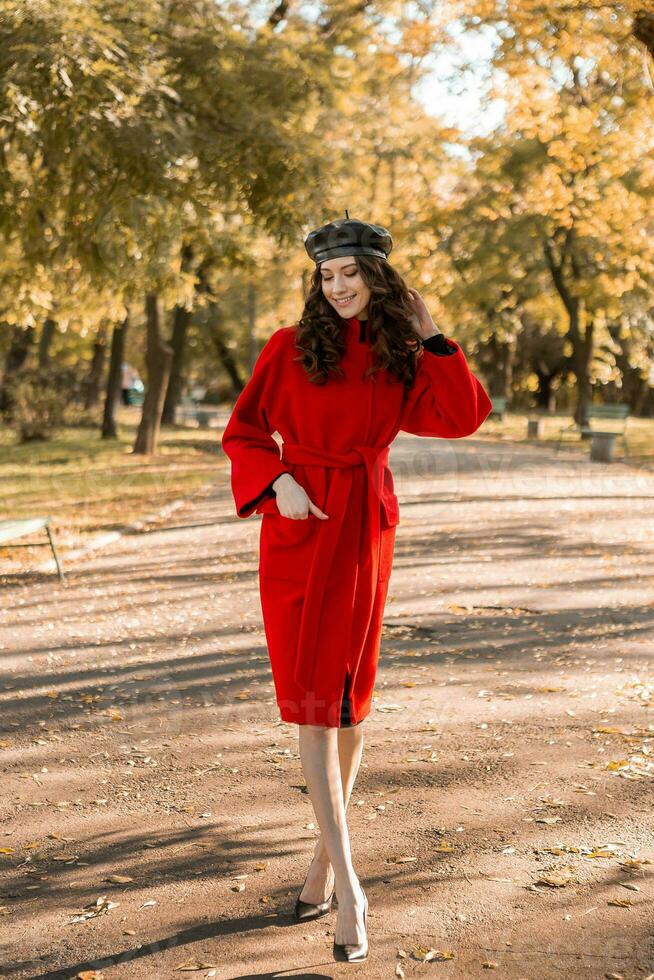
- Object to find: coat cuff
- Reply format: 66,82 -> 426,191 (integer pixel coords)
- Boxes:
422,332 -> 458,356
259,470 -> 292,502
238,468 -> 292,517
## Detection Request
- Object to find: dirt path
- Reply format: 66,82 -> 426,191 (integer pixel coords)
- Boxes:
1,435 -> 653,980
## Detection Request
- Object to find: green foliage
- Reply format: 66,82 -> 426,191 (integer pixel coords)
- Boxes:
0,0 -> 335,325
0,0 -> 652,423
2,366 -> 81,442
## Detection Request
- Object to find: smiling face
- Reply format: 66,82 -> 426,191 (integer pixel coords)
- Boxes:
319,255 -> 371,320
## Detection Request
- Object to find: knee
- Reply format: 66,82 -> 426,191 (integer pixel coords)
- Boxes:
298,722 -> 335,745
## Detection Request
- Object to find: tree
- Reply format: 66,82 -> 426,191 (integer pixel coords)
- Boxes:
83,322 -> 109,410
161,304 -> 192,425
434,1 -> 654,420
133,295 -> 172,454
38,319 -> 57,368
0,0 -> 342,450
102,317 -> 129,440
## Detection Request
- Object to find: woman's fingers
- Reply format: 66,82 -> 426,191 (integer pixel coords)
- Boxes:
308,499 -> 329,520
275,477 -> 328,520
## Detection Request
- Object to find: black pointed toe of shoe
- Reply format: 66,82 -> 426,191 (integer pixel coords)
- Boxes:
294,888 -> 335,922
293,871 -> 335,922
333,889 -> 369,962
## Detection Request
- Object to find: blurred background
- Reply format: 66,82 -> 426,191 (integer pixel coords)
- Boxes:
1,0 -> 653,553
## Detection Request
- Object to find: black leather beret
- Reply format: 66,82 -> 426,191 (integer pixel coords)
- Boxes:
304,216 -> 393,265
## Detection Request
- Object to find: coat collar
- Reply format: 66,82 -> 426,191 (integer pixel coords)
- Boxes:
346,315 -> 368,342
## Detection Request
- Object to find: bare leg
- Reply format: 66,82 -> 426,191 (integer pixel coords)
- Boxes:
299,723 -> 365,903
298,724 -> 367,945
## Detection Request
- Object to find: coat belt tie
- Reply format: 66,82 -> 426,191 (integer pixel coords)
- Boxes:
279,442 -> 391,692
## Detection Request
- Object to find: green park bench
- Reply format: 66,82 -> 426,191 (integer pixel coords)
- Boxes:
195,407 -> 222,429
0,517 -> 65,581
177,401 -> 221,429
489,396 -> 507,421
176,397 -> 222,429
556,404 -> 630,460
176,395 -> 200,425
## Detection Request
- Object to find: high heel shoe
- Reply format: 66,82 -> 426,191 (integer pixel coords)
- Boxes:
293,866 -> 335,922
333,888 -> 368,962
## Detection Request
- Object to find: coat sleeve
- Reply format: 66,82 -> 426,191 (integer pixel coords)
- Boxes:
398,336 -> 493,438
220,330 -> 291,518
422,332 -> 458,356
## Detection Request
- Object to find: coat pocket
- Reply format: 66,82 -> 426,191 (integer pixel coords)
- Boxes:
380,466 -> 400,529
259,510 -> 319,582
377,524 -> 397,580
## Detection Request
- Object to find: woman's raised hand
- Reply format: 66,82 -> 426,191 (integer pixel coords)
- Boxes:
271,473 -> 329,520
407,286 -> 441,340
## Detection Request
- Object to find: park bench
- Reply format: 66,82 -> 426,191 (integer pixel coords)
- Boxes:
0,517 -> 65,581
195,407 -> 222,429
177,401 -> 222,429
556,403 -> 630,460
176,395 -> 200,425
489,396 -> 507,420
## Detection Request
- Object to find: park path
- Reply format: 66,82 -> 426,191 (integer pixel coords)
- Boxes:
1,433 -> 653,980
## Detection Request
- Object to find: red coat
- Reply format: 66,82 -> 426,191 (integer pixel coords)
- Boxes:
221,316 -> 492,727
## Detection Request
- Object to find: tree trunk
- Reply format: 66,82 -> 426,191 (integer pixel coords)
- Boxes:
631,377 -> 650,417
268,0 -> 290,27
102,317 -> 129,439
84,322 -> 109,410
161,305 -> 191,425
4,325 -> 35,375
633,11 -> 654,60
642,386 -> 654,418
162,244 -> 194,426
565,303 -> 593,427
547,387 -> 557,413
484,332 -> 514,399
0,326 -> 35,412
502,341 -> 515,401
544,235 -> 593,426
208,303 -> 245,396
38,319 -> 57,368
133,293 -> 173,455
535,370 -> 558,412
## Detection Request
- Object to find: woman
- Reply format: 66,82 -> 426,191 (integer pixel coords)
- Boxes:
221,215 -> 492,963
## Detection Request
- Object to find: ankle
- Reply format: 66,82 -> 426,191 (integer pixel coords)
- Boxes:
335,878 -> 364,905
313,842 -> 332,867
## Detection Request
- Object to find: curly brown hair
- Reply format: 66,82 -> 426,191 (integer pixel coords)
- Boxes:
294,255 -> 424,397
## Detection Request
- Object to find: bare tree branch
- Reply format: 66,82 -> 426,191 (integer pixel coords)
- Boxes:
633,10 -> 654,59
268,1 -> 291,28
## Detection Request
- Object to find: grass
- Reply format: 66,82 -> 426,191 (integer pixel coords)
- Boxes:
0,408 -> 227,545
1,405 -> 652,573
475,410 -> 654,464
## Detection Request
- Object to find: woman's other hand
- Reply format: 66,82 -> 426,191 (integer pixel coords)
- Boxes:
407,286 -> 442,340
271,473 -> 329,520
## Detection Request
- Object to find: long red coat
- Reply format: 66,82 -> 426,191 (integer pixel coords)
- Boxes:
221,316 -> 492,727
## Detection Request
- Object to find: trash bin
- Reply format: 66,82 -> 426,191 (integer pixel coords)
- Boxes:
126,379 -> 145,406
527,418 -> 543,439
196,409 -> 214,429
590,431 -> 617,462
